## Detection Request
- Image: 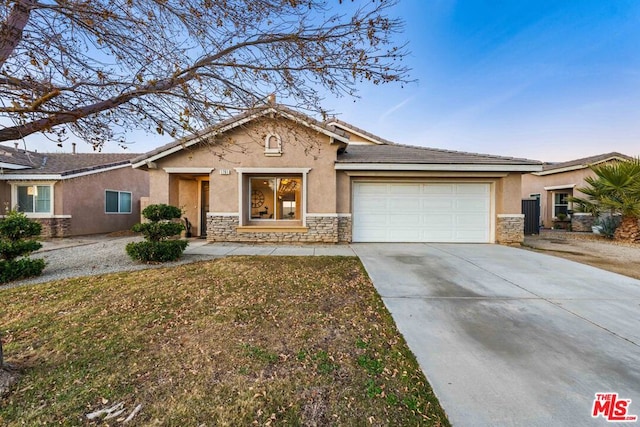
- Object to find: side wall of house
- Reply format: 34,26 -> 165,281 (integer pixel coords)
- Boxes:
521,169 -> 596,228
60,166 -> 149,236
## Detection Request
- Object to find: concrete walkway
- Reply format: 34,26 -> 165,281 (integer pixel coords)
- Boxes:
352,243 -> 640,427
184,240 -> 356,257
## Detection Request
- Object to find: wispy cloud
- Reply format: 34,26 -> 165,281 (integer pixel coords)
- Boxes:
380,96 -> 415,121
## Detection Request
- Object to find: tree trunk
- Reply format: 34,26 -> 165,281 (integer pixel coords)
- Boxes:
614,215 -> 640,242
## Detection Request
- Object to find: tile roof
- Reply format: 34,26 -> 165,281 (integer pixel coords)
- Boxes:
0,145 -> 40,167
325,118 -> 396,145
337,143 -> 541,165
0,144 -> 140,176
540,152 -> 633,171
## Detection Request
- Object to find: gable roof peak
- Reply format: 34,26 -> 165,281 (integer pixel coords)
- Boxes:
132,104 -> 350,168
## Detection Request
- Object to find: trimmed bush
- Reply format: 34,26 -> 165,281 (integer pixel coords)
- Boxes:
127,203 -> 188,263
140,204 -> 182,222
0,258 -> 46,283
132,221 -> 185,242
126,240 -> 188,263
0,210 -> 45,283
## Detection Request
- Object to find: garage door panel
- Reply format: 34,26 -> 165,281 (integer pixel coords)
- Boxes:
456,183 -> 489,195
427,214 -> 455,227
456,199 -> 489,210
353,228 -> 388,241
392,184 -> 422,195
358,214 -> 390,226
353,182 -> 491,243
423,199 -> 455,210
355,197 -> 389,210
423,184 -> 455,194
390,198 -> 422,210
393,214 -> 423,225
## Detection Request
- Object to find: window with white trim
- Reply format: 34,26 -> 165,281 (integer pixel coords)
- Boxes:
249,176 -> 301,221
16,184 -> 52,214
106,190 -> 132,214
553,192 -> 570,217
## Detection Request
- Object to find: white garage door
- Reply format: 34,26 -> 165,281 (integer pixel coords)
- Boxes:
353,182 -> 491,243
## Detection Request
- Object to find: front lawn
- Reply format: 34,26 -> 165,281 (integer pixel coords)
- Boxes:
0,256 -> 449,426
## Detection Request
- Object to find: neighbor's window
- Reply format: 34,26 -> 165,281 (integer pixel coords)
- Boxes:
249,177 -> 301,221
106,190 -> 132,214
553,192 -> 570,217
17,185 -> 52,214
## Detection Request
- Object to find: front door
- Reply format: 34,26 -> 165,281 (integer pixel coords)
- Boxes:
200,181 -> 210,238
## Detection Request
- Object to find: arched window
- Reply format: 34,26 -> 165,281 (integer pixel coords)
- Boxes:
264,133 -> 282,156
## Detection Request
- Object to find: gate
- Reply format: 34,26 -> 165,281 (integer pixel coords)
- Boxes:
522,199 -> 540,235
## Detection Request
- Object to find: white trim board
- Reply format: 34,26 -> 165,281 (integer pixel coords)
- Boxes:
335,163 -> 542,172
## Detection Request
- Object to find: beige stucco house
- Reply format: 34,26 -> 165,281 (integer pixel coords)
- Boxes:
0,145 -> 149,237
521,152 -> 632,229
132,105 -> 542,244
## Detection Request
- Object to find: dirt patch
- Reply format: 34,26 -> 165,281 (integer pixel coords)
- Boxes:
523,231 -> 640,280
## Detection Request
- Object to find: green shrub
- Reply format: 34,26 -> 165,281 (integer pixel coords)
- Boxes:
132,221 -> 185,242
0,211 -> 42,242
0,240 -> 43,261
125,240 -> 188,263
599,216 -> 620,239
127,204 -> 188,263
141,204 -> 182,222
0,258 -> 46,283
0,210 -> 45,283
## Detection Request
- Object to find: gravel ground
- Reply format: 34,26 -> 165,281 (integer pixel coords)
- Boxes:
523,231 -> 640,280
1,235 -> 214,291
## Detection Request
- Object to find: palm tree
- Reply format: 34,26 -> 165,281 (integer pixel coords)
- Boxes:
571,158 -> 640,242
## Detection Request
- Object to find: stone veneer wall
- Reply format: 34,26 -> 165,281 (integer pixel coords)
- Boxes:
496,214 -> 524,245
36,217 -> 72,238
571,213 -> 594,232
338,215 -> 352,243
206,214 -> 342,243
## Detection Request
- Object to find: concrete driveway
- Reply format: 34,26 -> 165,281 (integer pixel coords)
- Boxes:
352,243 -> 640,427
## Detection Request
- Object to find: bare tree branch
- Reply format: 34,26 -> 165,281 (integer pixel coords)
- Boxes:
0,0 -> 411,148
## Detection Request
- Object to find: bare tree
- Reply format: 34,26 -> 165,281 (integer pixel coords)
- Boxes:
0,0 -> 409,150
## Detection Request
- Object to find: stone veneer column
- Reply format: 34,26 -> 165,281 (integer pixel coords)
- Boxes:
338,214 -> 352,243
571,213 -> 594,232
304,215 -> 339,243
206,213 -> 240,242
496,214 -> 524,245
36,217 -> 72,238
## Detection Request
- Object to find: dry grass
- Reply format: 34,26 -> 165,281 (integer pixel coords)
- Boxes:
0,257 -> 449,426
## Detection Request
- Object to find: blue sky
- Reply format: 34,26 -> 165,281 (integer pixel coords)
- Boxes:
16,0 -> 640,162
324,0 -> 640,162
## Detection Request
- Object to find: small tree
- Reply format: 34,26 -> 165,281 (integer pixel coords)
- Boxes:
0,210 -> 45,369
571,158 -> 640,242
0,210 -> 45,283
126,204 -> 188,262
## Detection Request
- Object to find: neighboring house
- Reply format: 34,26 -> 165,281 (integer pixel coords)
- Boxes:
521,152 -> 633,228
131,105 -> 542,244
0,144 -> 149,237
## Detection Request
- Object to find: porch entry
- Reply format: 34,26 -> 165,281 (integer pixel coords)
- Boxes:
200,181 -> 209,238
